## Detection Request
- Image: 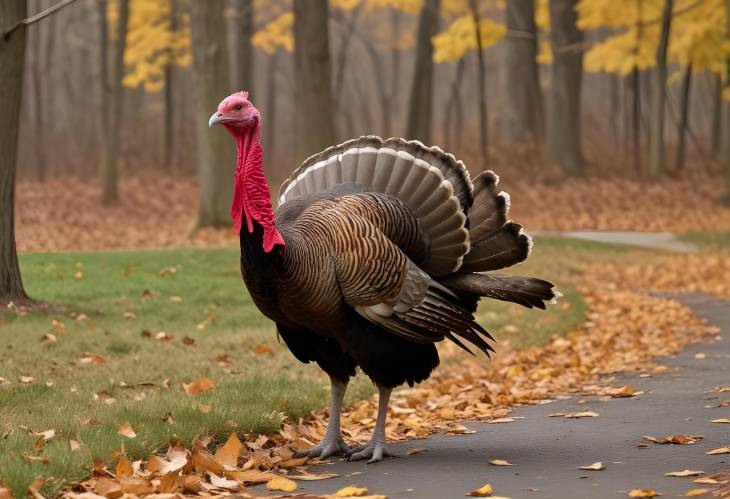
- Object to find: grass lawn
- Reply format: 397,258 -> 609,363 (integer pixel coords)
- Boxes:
679,231 -> 730,249
0,237 -> 653,496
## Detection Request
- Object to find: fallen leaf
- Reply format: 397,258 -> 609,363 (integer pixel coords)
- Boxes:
225,469 -> 278,484
407,447 -> 428,455
711,386 -> 730,393
191,450 -> 224,475
162,412 -> 176,424
197,403 -> 212,413
73,271 -> 84,280
182,475 -> 203,493
214,433 -> 243,470
251,343 -> 273,355
116,421 -> 136,439
22,453 -> 49,465
182,336 -> 196,346
155,331 -> 172,341
685,489 -> 709,497
18,376 -> 35,384
607,386 -> 640,397
207,472 -> 239,490
266,476 -> 297,492
694,472 -> 730,484
40,333 -> 57,343
694,353 -> 706,360
69,439 -> 80,452
489,459 -> 514,466
466,483 -> 493,497
629,489 -> 661,498
288,471 -> 340,480
119,477 -> 151,495
578,462 -> 605,470
95,477 -> 122,498
123,312 -> 136,320
565,410 -> 599,418
115,454 -> 133,479
335,486 -> 370,497
706,447 -> 730,455
665,470 -> 705,477
489,417 -> 517,424
158,471 -> 180,493
710,418 -> 730,424
644,434 -> 703,445
169,296 -> 183,304
80,352 -> 105,365
33,429 -> 55,441
184,377 -> 215,395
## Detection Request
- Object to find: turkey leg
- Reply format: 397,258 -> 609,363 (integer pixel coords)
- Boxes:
346,384 -> 397,463
294,377 -> 351,458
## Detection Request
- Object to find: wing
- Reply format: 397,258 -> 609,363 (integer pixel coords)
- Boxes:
313,196 -> 494,356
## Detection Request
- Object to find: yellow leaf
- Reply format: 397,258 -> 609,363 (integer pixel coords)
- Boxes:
183,377 -> 215,395
629,489 -> 661,498
489,459 -> 514,466
115,454 -> 133,479
685,489 -> 709,497
214,433 -> 242,470
665,470 -> 704,477
705,447 -> 730,455
710,418 -> 730,424
465,483 -> 493,496
336,486 -> 370,497
266,476 -> 297,492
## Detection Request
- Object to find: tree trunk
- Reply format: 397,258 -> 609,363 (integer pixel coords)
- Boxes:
294,0 -> 335,161
31,0 -> 47,182
163,0 -> 177,170
504,0 -> 542,143
674,63 -> 692,173
444,58 -> 465,151
544,0 -> 584,175
100,0 -> 129,204
406,0 -> 439,143
723,0 -> 730,204
263,51 -> 279,158
648,0 -> 673,179
229,0 -> 253,92
390,9 -> 401,136
469,0 -> 489,166
711,73 -> 722,159
0,0 -> 29,303
632,68 -> 641,174
609,73 -> 619,147
191,0 -> 235,227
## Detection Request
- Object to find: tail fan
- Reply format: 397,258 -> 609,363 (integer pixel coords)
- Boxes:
441,273 -> 560,310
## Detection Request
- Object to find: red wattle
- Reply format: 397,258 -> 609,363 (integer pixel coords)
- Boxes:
231,123 -> 284,253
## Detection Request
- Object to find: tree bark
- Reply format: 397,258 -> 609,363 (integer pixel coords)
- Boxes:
294,0 -> 335,161
100,0 -> 129,204
674,63 -> 692,173
544,0 -> 583,175
711,72 -> 722,159
406,0 -> 439,143
504,0 -> 542,143
31,0 -> 47,182
163,0 -> 177,170
444,58 -> 465,151
229,0 -> 253,92
723,0 -> 730,202
648,0 -> 673,179
469,0 -> 489,166
191,0 -> 235,227
632,68 -> 642,174
0,0 -> 29,302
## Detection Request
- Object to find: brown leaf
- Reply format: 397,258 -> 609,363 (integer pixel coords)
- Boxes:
80,352 -> 105,365
225,469 -> 278,484
182,475 -> 203,493
18,376 -> 35,384
214,433 -> 243,470
710,418 -> 730,424
407,447 -> 428,455
69,439 -> 80,452
95,477 -> 123,498
685,489 -> 709,497
489,459 -> 514,466
207,471 -> 240,490
191,450 -> 224,475
705,447 -> 730,455
182,336 -> 196,346
628,489 -> 661,498
251,343 -> 273,355
466,483 -> 493,497
694,472 -> 730,484
665,470 -> 704,477
116,421 -> 136,439
115,454 -> 133,479
607,385 -> 641,398
21,453 -> 49,465
565,410 -> 599,418
183,377 -> 215,395
119,477 -> 152,495
158,471 -> 181,493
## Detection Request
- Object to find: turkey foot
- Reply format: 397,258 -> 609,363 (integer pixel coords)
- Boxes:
346,384 -> 395,463
294,377 -> 349,459
295,434 -> 351,458
345,440 -> 396,463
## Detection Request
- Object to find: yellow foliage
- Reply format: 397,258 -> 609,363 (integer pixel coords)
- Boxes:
121,0 -> 190,91
252,12 -> 294,54
432,14 -> 506,62
536,0 -> 552,64
669,0 -> 728,72
585,26 -> 659,74
332,0 -> 364,11
724,86 -> 730,102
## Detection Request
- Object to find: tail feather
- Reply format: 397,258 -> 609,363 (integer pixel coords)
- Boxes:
459,222 -> 532,273
441,273 -> 559,310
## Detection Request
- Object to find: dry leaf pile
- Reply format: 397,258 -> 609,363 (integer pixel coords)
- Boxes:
15,172 -> 730,253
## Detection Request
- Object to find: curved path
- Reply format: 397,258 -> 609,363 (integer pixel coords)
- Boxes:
265,293 -> 729,499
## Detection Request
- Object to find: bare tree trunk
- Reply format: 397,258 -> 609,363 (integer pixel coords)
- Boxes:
674,63 -> 692,173
229,0 -> 253,91
723,0 -> 730,204
544,0 -> 583,175
294,0 -> 335,161
100,0 -> 129,204
191,0 -> 235,227
163,0 -> 177,170
504,0 -> 542,143
632,68 -> 641,174
469,0 -> 489,166
444,58 -> 465,151
609,73 -> 619,147
648,0 -> 673,179
711,72 -> 722,159
390,9 -> 400,136
31,0 -> 47,182
1,0 -> 29,302
263,51 -> 279,157
406,0 -> 439,143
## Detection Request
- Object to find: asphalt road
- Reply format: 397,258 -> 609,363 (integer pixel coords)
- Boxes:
263,293 -> 730,499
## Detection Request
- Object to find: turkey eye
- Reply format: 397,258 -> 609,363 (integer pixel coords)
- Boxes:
235,105 -> 242,111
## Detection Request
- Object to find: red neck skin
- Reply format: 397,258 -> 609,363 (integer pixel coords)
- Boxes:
229,122 -> 285,253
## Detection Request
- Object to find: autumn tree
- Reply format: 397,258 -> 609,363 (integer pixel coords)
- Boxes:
504,0 -> 543,143
545,0 -> 584,175
647,0 -> 673,179
724,0 -> 730,202
294,0 -> 336,161
191,0 -> 234,227
407,0 -> 440,143
100,0 -> 130,204
0,0 -> 29,302
229,0 -> 253,92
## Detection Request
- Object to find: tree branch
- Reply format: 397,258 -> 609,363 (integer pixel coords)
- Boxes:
3,0 -> 79,40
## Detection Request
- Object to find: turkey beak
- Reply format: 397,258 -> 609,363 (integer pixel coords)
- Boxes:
209,112 -> 223,128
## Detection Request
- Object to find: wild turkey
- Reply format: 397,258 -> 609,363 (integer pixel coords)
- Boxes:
209,92 -> 558,463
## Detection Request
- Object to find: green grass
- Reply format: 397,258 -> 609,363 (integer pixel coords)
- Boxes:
0,239 -> 650,496
679,232 -> 730,250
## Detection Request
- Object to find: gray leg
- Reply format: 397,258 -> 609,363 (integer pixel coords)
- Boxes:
346,384 -> 397,464
294,377 -> 351,458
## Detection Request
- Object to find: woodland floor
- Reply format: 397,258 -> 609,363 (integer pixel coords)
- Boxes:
3,175 -> 730,498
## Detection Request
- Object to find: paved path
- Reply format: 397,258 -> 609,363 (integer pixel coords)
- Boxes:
540,231 -> 698,253
264,294 -> 729,498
